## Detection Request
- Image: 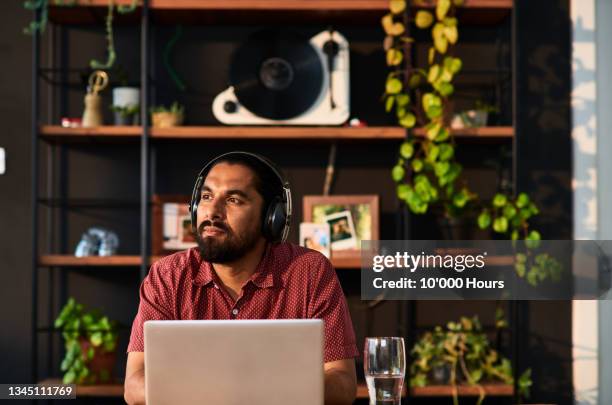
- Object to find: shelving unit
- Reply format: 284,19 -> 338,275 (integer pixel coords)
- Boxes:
32,0 -> 521,403
40,125 -> 514,142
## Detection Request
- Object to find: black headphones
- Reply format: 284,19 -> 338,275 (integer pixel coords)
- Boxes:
189,151 -> 292,243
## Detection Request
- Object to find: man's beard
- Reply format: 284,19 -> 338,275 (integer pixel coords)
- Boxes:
194,220 -> 260,263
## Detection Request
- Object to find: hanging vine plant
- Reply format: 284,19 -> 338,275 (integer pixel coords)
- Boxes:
382,0 -> 560,285
23,0 -> 139,70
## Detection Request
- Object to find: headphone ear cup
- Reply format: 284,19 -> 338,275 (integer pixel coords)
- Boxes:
263,197 -> 287,243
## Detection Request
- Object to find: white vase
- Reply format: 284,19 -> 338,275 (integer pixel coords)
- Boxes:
112,87 -> 140,108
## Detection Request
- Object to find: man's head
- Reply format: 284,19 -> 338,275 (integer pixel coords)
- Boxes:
192,153 -> 285,263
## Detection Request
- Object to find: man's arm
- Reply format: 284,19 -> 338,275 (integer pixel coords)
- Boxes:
124,352 -> 145,405
324,358 -> 357,405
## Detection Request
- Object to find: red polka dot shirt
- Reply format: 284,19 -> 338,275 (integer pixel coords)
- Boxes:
127,242 -> 359,363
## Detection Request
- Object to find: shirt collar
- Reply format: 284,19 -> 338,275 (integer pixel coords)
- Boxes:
192,244 -> 276,289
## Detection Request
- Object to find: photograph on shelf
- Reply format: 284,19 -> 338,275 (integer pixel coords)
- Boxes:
152,194 -> 197,255
299,222 -> 331,258
303,195 -> 379,262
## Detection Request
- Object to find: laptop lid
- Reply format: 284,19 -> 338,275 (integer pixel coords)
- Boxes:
144,319 -> 324,405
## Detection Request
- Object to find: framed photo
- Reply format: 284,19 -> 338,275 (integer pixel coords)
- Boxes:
300,222 -> 331,258
152,195 -> 197,255
303,195 -> 379,261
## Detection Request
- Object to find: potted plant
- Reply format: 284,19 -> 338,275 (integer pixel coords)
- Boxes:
410,313 -> 532,405
111,83 -> 140,125
110,104 -> 140,126
151,102 -> 185,128
451,100 -> 500,129
54,298 -> 119,385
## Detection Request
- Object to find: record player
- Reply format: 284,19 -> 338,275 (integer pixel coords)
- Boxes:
212,29 -> 350,125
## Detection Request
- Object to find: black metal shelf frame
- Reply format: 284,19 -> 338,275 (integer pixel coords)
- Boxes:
30,3 -> 525,402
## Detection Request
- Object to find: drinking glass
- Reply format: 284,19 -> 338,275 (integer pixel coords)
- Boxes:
363,337 -> 406,405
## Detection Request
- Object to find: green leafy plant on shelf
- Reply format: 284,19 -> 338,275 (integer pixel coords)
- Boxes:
23,0 -> 138,69
151,101 -> 185,127
54,298 -> 119,384
382,0 -> 560,284
410,313 -> 532,405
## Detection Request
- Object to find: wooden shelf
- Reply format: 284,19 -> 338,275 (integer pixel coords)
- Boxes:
39,379 -> 124,397
37,254 -> 360,269
356,382 -> 513,398
40,125 -> 513,142
49,1 -> 512,25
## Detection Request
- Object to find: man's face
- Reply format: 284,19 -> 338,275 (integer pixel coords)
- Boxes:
194,162 -> 265,263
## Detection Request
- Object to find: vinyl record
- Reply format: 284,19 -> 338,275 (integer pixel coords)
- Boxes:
230,30 -> 324,120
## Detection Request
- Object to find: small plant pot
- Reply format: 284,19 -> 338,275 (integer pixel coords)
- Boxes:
152,111 -> 184,128
113,112 -> 139,126
79,338 -> 117,384
112,87 -> 140,107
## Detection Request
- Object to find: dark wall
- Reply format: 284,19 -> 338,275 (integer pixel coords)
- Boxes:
0,0 -> 36,386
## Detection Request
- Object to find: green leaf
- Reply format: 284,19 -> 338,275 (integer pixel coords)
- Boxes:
443,17 -> 458,27
493,216 -> 509,233
436,0 -> 451,21
412,159 -> 424,172
434,161 -> 450,177
432,23 -> 448,54
477,211 -> 491,229
470,368 -> 483,383
492,193 -> 508,208
386,77 -> 403,94
386,48 -> 403,66
382,14 -> 405,36
415,10 -> 434,29
426,122 -> 442,140
400,142 -> 414,158
438,144 -> 454,161
428,47 -> 436,64
444,25 -> 458,44
385,96 -> 395,112
427,145 -> 440,162
515,263 -> 526,277
425,105 -> 443,119
63,370 -> 76,384
396,93 -> 410,106
88,347 -> 95,360
434,128 -> 450,142
503,205 -> 517,219
438,82 -> 454,97
422,93 -> 441,109
399,112 -> 416,128
444,56 -> 462,74
397,184 -> 411,200
90,332 -> 103,347
527,230 -> 541,241
511,229 -> 519,240
428,64 -> 441,83
516,192 -> 530,208
389,0 -> 406,14
453,190 -> 469,208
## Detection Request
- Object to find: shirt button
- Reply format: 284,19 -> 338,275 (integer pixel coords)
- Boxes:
213,284 -> 219,289
232,309 -> 239,316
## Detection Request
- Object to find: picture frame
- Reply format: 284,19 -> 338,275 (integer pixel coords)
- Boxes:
303,195 -> 379,263
299,222 -> 331,258
152,194 -> 197,256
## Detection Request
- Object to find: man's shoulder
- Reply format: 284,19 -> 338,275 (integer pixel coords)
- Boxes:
270,242 -> 333,272
149,248 -> 200,279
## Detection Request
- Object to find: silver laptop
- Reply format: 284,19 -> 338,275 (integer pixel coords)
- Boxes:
144,319 -> 324,405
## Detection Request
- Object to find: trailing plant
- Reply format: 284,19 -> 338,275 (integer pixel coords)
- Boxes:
90,0 -> 139,70
410,314 -> 532,405
23,0 -> 138,70
54,298 -> 119,384
382,0 -> 561,284
23,0 -> 77,34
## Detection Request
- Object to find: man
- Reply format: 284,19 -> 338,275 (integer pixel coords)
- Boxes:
124,152 -> 358,405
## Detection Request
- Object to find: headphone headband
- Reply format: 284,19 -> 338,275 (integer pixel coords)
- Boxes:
189,151 -> 292,243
